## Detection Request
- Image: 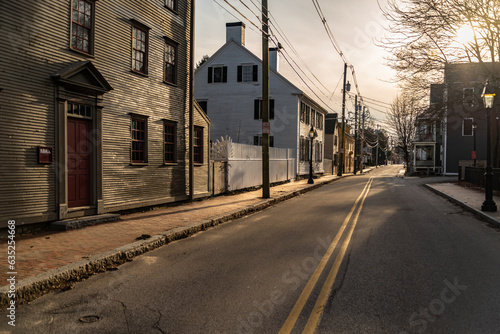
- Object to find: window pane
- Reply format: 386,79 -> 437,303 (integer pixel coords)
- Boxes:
71,0 -> 93,54
242,65 -> 253,82
132,118 -> 147,163
213,67 -> 222,82
164,43 -> 176,83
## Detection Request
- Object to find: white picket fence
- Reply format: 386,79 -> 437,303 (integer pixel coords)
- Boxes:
210,138 -> 296,194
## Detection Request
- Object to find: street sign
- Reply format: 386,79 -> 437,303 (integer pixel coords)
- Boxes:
472,151 -> 477,159
262,122 -> 270,134
38,146 -> 53,164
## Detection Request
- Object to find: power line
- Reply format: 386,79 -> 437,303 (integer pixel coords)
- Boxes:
213,0 -> 352,114
213,0 -> 245,23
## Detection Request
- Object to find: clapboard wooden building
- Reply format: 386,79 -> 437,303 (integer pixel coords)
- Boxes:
0,0 -> 209,228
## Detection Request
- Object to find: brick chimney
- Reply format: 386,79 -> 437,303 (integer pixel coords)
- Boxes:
226,22 -> 246,46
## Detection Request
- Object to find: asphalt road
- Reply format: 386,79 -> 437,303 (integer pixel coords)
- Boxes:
3,165 -> 500,333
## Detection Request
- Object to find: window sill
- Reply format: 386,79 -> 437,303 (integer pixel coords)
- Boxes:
194,163 -> 204,166
164,5 -> 179,15
69,47 -> 95,58
131,70 -> 149,77
130,163 -> 149,166
163,81 -> 178,87
163,162 -> 178,166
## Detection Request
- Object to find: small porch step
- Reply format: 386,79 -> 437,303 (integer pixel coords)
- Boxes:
50,214 -> 121,231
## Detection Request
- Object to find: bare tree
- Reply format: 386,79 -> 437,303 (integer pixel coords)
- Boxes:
379,0 -> 500,93
386,93 -> 422,172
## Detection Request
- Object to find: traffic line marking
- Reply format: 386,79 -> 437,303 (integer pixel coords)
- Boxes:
303,177 -> 374,333
278,177 -> 374,334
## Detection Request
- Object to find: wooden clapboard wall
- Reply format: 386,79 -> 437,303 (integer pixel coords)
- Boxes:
0,0 -> 201,226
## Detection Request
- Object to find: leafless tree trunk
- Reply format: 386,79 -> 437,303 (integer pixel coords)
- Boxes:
386,93 -> 422,173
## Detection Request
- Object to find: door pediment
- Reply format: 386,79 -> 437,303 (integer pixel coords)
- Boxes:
52,61 -> 113,94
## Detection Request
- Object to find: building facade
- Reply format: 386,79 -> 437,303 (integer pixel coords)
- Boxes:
437,63 -> 500,174
194,22 -> 327,176
0,0 -> 209,228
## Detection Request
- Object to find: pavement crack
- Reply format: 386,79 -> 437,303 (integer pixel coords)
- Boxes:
327,250 -> 352,310
113,299 -> 130,333
147,306 -> 166,334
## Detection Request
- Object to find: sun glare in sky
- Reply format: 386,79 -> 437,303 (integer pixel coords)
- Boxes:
456,24 -> 476,45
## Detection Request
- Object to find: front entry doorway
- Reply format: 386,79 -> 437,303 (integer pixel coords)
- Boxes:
67,117 -> 92,208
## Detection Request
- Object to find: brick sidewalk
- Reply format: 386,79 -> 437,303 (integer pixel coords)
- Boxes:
0,175 -> 340,288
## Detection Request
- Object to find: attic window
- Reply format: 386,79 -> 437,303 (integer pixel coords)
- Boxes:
237,65 -> 258,82
208,66 -> 227,83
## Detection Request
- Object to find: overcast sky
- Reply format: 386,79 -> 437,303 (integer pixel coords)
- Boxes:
194,0 -> 398,126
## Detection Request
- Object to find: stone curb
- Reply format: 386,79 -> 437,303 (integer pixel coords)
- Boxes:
0,173 -> 361,308
424,184 -> 500,229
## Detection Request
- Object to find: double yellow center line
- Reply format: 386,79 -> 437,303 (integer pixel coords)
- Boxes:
279,177 -> 375,334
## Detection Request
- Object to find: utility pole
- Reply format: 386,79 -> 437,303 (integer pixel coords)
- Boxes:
358,103 -> 365,174
261,0 -> 270,198
354,95 -> 358,175
360,106 -> 365,173
337,63 -> 348,176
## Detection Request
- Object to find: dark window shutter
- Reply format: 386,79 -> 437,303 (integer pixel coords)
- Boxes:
237,66 -> 242,82
223,66 -> 228,83
270,136 -> 274,147
270,99 -> 275,120
254,136 -> 259,146
208,67 -> 213,83
254,99 -> 260,120
253,65 -> 258,82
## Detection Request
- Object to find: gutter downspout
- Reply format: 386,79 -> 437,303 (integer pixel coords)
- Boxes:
189,0 -> 195,200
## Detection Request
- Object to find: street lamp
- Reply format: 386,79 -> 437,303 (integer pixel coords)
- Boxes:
308,127 -> 317,184
375,124 -> 380,168
481,80 -> 497,212
472,121 -> 477,167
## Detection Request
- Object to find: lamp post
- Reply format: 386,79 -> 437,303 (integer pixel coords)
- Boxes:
375,124 -> 380,168
481,80 -> 497,212
472,121 -> 477,167
354,98 -> 358,175
308,127 -> 317,184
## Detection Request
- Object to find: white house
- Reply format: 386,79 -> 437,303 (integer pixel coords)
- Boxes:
194,22 -> 327,176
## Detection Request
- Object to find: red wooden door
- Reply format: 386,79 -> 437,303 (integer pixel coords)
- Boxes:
67,118 -> 92,208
